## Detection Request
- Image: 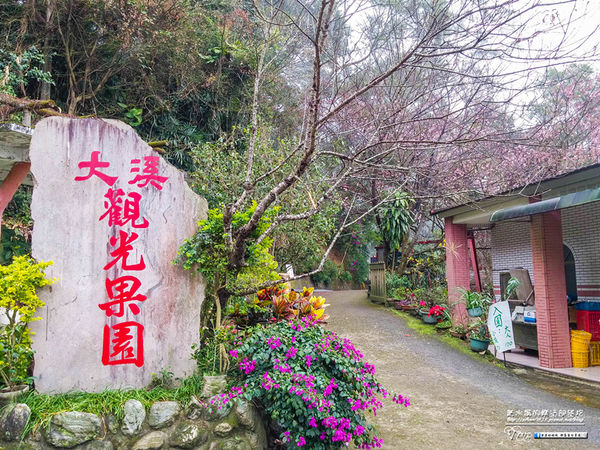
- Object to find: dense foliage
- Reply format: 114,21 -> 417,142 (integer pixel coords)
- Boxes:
1,187 -> 33,265
177,203 -> 279,298
0,256 -> 54,389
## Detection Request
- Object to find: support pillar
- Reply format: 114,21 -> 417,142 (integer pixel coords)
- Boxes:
445,217 -> 469,325
530,210 -> 571,368
467,233 -> 482,292
0,162 -> 31,239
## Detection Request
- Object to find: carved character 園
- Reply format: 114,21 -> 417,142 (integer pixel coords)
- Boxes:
102,321 -> 144,367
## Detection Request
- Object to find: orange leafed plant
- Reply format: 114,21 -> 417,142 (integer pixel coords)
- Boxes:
254,285 -> 329,322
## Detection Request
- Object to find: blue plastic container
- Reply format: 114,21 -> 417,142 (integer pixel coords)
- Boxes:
574,302 -> 600,311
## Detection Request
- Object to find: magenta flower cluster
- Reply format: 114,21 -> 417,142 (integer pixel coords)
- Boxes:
209,386 -> 244,411
209,316 -> 410,449
267,336 -> 282,349
392,393 -> 411,407
239,357 -> 256,374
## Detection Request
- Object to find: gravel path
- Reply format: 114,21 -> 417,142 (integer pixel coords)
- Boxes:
322,290 -> 600,449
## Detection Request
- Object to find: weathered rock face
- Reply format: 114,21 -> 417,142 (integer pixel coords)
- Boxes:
44,411 -> 103,448
200,375 -> 227,399
169,421 -> 208,448
0,403 -> 31,441
148,401 -> 180,429
121,399 -> 146,436
131,430 -> 167,450
29,117 -> 207,393
79,440 -> 114,450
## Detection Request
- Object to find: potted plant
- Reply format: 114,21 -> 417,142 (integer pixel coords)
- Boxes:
435,315 -> 452,331
468,321 -> 491,352
418,300 -> 433,322
460,289 -> 492,317
394,293 -> 418,312
394,298 -> 410,310
0,256 -> 54,402
421,304 -> 447,324
449,324 -> 468,340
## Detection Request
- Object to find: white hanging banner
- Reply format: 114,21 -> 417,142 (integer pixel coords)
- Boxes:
487,301 -> 516,353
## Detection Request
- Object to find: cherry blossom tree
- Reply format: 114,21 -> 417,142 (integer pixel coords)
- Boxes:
181,0 -> 598,306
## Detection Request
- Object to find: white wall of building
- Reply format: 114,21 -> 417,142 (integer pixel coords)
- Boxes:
490,203 -> 600,302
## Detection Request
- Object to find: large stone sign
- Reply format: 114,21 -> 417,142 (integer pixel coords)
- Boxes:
29,118 -> 207,393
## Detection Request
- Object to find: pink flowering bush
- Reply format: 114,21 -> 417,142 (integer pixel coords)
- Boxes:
214,317 -> 410,449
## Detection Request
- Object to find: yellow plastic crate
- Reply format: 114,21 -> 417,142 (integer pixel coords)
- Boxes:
590,342 -> 600,366
571,330 -> 592,352
572,351 -> 589,368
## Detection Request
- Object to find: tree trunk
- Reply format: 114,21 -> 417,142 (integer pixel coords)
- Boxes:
41,0 -> 55,100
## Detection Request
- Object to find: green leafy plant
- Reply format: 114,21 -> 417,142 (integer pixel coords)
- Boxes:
117,102 -> 143,127
460,289 -> 492,310
178,203 -> 281,373
178,203 -> 279,297
469,320 -> 489,341
385,271 -> 411,294
449,324 -> 468,339
149,367 -> 175,389
1,227 -> 31,265
218,319 -> 410,449
505,277 -> 521,299
223,295 -> 271,328
0,256 -> 54,390
0,46 -> 53,96
378,192 -> 414,265
311,259 -> 339,287
435,318 -> 452,330
338,270 -> 353,282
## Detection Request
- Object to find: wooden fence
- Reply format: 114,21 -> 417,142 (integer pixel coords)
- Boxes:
369,262 -> 386,304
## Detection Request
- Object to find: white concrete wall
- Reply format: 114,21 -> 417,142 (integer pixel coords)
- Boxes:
491,221 -> 534,300
562,202 -> 600,302
490,202 -> 600,303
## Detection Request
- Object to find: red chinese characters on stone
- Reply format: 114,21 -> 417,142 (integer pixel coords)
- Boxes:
104,230 -> 146,271
99,188 -> 149,228
102,322 -> 144,367
99,276 -> 147,317
87,152 -> 169,368
74,151 -> 118,186
129,156 -> 168,190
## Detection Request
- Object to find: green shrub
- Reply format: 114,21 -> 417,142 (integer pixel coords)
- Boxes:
338,270 -> 353,282
311,259 -> 339,287
217,319 -> 410,449
0,255 -> 54,389
177,203 -> 280,293
385,271 -> 411,293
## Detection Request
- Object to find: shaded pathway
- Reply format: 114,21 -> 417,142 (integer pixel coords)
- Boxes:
323,290 -> 600,449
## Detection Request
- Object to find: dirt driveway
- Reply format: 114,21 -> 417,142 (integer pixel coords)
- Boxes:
322,290 -> 600,449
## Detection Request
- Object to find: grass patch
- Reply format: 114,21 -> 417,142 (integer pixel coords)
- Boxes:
390,310 -> 437,336
391,309 -> 505,368
15,375 -> 203,437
